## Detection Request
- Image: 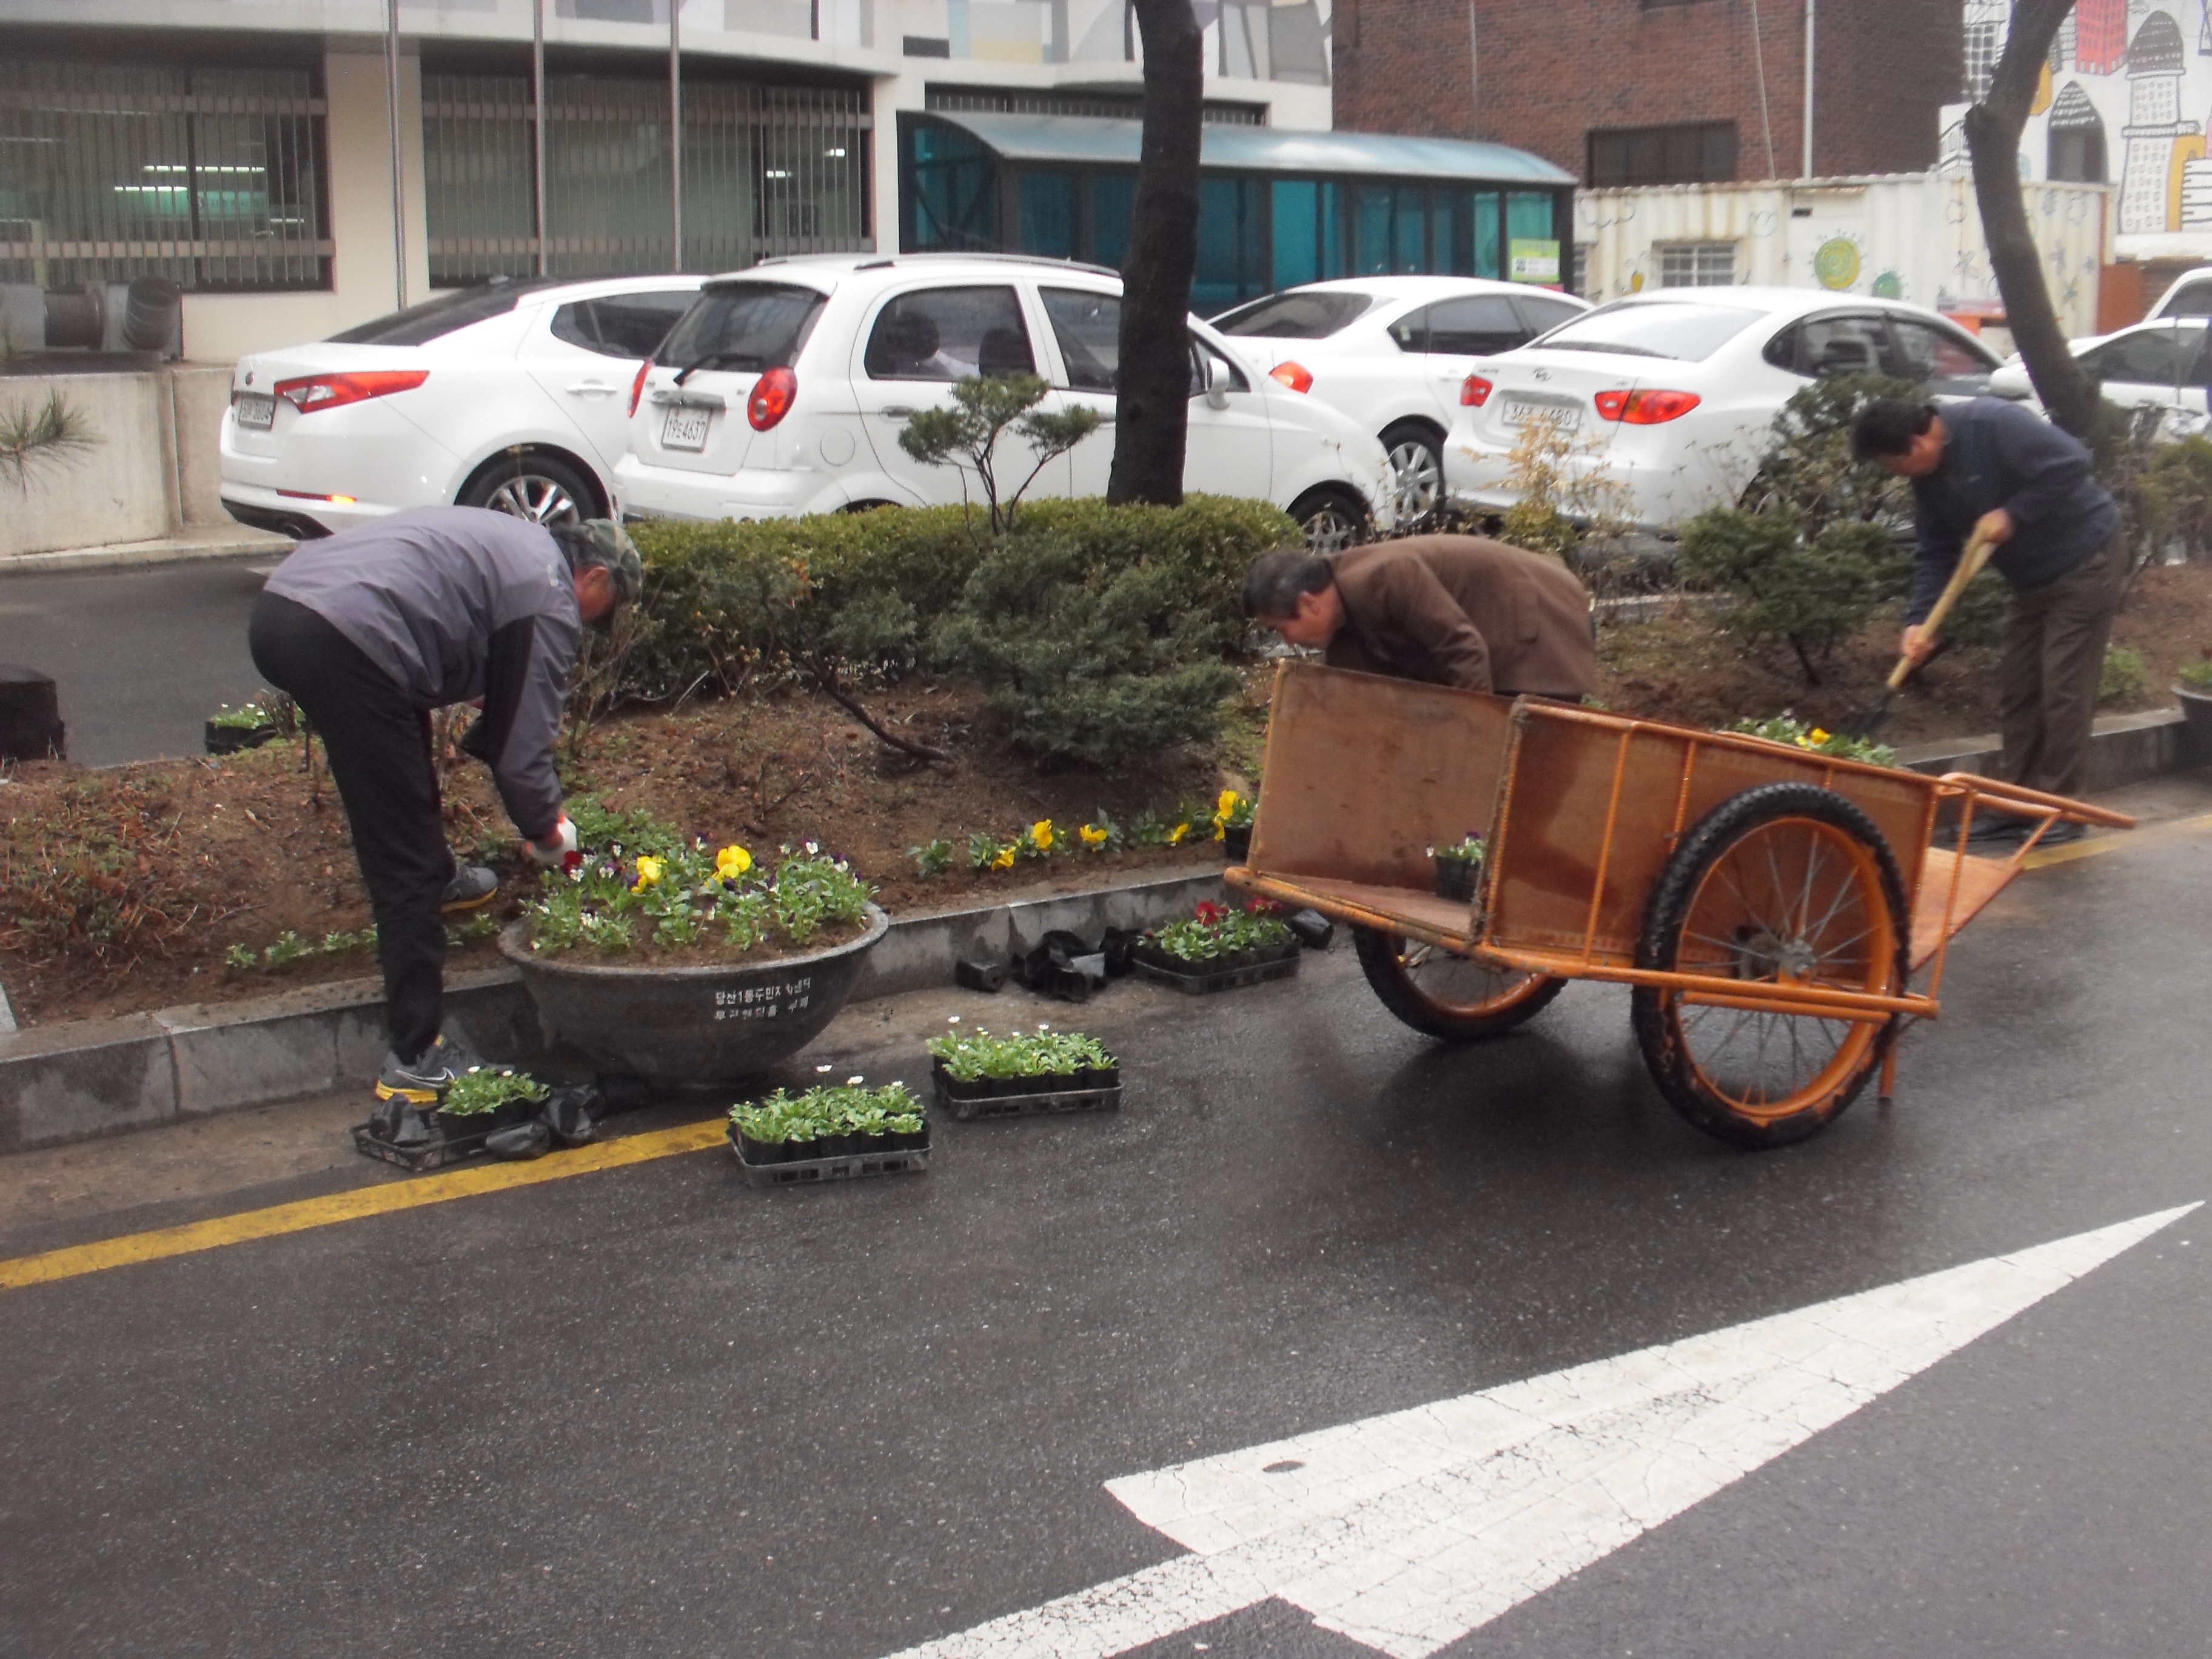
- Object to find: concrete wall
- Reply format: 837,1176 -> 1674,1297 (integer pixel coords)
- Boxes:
0,374 -> 172,558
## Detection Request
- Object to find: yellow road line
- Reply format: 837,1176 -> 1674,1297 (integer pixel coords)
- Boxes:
2022,809 -> 2212,869
0,1118 -> 730,1293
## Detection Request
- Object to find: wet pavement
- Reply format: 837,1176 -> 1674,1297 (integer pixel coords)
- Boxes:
0,557 -> 274,767
2,774 -> 2209,1659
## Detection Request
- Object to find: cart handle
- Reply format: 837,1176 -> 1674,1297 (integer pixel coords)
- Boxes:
1937,773 -> 2137,830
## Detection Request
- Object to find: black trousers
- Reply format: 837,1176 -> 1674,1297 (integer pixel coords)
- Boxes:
249,592 -> 452,1063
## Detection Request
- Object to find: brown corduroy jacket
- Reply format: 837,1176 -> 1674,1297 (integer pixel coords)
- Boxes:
1322,535 -> 1595,699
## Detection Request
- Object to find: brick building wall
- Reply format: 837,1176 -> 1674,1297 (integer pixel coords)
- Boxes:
1335,0 -> 1964,184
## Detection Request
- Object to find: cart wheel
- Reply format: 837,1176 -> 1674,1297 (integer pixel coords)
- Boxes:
1353,927 -> 1566,1039
1631,783 -> 1908,1148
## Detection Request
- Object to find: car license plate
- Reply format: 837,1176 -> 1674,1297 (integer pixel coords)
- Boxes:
234,393 -> 276,432
1500,395 -> 1579,431
660,403 -> 712,452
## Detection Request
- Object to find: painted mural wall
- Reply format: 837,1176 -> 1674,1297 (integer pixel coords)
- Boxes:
1944,0 -> 2212,260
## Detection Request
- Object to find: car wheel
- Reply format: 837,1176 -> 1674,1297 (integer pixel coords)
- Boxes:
1380,421 -> 1445,521
1291,487 -> 1370,555
460,453 -> 597,526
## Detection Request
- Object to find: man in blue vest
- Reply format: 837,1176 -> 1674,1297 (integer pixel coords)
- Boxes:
1852,396 -> 2125,843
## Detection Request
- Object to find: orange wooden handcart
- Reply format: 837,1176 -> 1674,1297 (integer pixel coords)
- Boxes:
1225,663 -> 2135,1148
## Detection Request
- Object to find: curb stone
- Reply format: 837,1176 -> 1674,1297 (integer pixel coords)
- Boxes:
0,870 -> 1230,1154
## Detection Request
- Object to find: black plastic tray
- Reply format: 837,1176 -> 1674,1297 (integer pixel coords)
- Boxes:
350,1103 -> 532,1171
1131,945 -> 1301,995
728,1122 -> 933,1187
931,1057 -> 1121,1121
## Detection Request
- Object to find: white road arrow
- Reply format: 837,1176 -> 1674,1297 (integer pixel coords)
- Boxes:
885,1203 -> 2198,1659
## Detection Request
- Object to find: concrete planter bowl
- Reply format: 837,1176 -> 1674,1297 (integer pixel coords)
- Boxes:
498,904 -> 890,1084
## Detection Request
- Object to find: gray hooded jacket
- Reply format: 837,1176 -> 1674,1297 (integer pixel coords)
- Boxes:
263,508 -> 579,839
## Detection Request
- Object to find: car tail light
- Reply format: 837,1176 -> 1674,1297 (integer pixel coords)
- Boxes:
1269,361 -> 1313,394
1460,375 -> 1493,407
748,366 -> 797,431
1594,388 -> 1701,424
629,360 -> 652,418
272,369 -> 429,415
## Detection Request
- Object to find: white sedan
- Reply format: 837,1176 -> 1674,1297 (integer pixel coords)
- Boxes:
220,273 -> 703,539
1210,276 -> 1590,519
1989,316 -> 2210,434
1444,287 -> 2004,532
614,252 -> 1396,549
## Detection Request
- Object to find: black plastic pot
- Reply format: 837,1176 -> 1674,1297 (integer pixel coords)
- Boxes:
204,721 -> 280,756
1131,939 -> 1301,995
1432,857 -> 1480,902
931,1056 -> 1122,1120
1219,825 -> 1252,860
727,1119 -> 931,1187
499,904 -> 888,1084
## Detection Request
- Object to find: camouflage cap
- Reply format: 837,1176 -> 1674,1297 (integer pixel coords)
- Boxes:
575,518 -> 645,606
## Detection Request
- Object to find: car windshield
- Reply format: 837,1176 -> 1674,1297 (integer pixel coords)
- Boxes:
1535,301 -> 1763,363
657,283 -> 826,374
326,279 -> 561,346
1213,290 -> 1375,338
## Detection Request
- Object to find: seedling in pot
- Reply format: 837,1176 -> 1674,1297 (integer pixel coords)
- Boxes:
439,1066 -> 551,1119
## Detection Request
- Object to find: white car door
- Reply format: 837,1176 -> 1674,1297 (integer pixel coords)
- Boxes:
1036,285 -> 1271,503
2076,322 -> 2208,432
851,281 -> 1068,507
526,288 -> 698,473
1400,293 -> 1533,426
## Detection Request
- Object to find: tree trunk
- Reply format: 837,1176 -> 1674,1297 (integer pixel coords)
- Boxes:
1965,0 -> 2099,440
1107,0 -> 1204,506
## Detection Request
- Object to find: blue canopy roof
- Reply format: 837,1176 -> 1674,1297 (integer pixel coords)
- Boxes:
926,112 -> 1577,186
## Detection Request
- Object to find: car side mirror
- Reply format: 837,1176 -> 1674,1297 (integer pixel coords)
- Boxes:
1202,353 -> 1231,410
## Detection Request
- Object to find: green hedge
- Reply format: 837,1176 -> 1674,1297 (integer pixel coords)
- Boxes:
622,495 -> 1300,704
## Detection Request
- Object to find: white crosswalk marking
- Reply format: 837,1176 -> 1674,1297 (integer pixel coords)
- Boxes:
883,1204 -> 2198,1659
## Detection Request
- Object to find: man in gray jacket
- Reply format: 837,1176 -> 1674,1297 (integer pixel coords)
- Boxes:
248,507 -> 642,1104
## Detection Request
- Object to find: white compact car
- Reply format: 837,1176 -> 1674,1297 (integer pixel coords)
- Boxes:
612,253 -> 1396,549
1989,316 -> 2210,435
1443,287 -> 2004,532
1210,276 -> 1590,518
220,273 -> 705,538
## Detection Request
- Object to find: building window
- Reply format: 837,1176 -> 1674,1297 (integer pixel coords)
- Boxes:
0,58 -> 329,293
1964,21 -> 2001,99
1572,241 -> 1592,298
1587,122 -> 1736,187
1658,242 -> 1735,287
2045,81 -> 2107,183
423,72 -> 871,283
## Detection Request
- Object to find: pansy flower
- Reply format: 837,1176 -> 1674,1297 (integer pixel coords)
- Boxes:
631,854 -> 665,892
1031,819 -> 1055,852
1079,823 -> 1109,848
716,843 -> 753,880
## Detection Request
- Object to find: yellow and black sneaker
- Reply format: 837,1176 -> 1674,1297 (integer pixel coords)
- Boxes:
440,865 -> 500,915
374,1036 -> 464,1104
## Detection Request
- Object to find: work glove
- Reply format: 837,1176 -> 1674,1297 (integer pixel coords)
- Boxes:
526,814 -> 580,873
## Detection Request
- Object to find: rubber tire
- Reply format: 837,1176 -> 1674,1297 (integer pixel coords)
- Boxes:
1379,420 -> 1446,521
1630,782 -> 1909,1150
458,452 -> 599,525
1290,486 -> 1372,555
1353,926 -> 1566,1039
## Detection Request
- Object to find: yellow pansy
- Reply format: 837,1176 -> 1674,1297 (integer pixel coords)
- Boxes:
1217,788 -> 1242,817
716,843 -> 753,879
991,846 -> 1017,870
1167,822 -> 1191,845
631,854 -> 665,891
1030,819 -> 1054,851
1079,823 -> 1109,847
1806,728 -> 1832,746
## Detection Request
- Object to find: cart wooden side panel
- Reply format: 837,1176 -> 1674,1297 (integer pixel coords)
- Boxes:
1248,663 -> 1517,894
1484,703 -> 1945,970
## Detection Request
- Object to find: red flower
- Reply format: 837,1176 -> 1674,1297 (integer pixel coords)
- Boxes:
1193,900 -> 1228,925
1245,898 -> 1281,916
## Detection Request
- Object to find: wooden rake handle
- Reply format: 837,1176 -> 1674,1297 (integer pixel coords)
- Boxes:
1886,525 -> 1999,692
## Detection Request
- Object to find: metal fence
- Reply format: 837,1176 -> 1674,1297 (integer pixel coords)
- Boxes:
424,72 -> 871,284
0,61 -> 330,292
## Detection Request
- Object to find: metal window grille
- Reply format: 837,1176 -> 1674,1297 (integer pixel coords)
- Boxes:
1657,243 -> 1735,287
0,60 -> 329,293
1963,22 -> 2000,101
423,72 -> 871,281
923,85 -> 1266,124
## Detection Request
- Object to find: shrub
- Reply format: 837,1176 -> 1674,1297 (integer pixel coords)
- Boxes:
2177,654 -> 2212,689
2098,643 -> 2148,704
1735,374 -> 1920,541
1677,509 -> 1900,683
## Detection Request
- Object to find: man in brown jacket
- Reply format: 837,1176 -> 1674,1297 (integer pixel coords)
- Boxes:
1242,535 -> 1595,699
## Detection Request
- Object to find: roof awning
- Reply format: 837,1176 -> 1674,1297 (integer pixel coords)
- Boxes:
923,111 -> 1577,187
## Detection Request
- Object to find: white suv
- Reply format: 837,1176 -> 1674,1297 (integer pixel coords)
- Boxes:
612,253 -> 1395,548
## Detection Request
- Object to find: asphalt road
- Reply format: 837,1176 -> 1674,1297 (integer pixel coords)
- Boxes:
2,794 -> 2208,1658
0,557 -> 275,768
